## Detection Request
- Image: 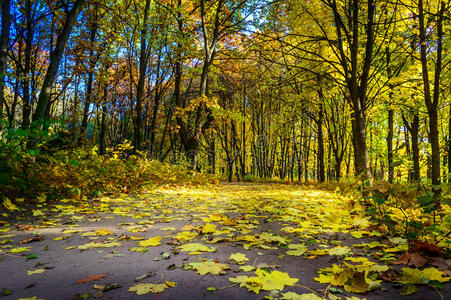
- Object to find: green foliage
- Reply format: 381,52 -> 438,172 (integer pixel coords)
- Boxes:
0,125 -> 212,204
363,182 -> 450,248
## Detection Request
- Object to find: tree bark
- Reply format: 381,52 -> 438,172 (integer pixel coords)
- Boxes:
418,0 -> 443,200
134,0 -> 151,151
317,102 -> 325,183
0,0 -> 11,124
387,109 -> 394,183
79,12 -> 98,144
99,86 -> 107,155
21,0 -> 33,129
33,0 -> 85,123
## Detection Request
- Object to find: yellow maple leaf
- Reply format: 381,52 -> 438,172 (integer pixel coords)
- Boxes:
10,247 -> 31,253
188,260 -> 230,275
175,231 -> 198,241
139,236 -> 162,247
281,292 -> 322,300
202,223 -> 217,234
229,252 -> 249,265
286,244 -> 308,256
96,228 -> 113,236
3,198 -> 19,211
128,283 -> 167,295
179,243 -> 216,254
399,267 -> 451,284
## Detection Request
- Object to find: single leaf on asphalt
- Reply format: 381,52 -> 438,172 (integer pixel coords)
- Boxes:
130,247 -> 148,253
78,242 -> 121,250
399,267 -> 451,284
175,231 -> 198,241
286,244 -> 308,256
96,228 -> 113,236
10,247 -> 31,253
128,283 -> 167,295
202,223 -> 217,234
138,236 -> 161,247
165,281 -> 177,287
27,269 -> 46,275
229,253 -> 249,265
77,274 -> 107,284
187,261 -> 230,275
239,265 -> 255,272
179,243 -> 216,254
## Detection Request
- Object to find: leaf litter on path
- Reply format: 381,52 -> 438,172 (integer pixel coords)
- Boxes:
1,183 -> 450,299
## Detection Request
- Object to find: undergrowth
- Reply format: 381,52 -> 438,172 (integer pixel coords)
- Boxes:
0,124 -> 213,203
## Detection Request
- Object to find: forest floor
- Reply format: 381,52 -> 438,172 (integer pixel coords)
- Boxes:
0,183 -> 449,300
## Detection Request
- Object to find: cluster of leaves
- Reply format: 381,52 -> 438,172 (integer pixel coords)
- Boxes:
363,182 -> 451,249
0,125 -> 212,203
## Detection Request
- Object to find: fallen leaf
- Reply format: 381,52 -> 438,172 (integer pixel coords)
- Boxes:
10,247 -> 31,253
128,283 -> 167,295
394,252 -> 428,267
78,242 -> 121,250
77,274 -> 107,284
202,223 -> 217,234
229,253 -> 249,265
187,260 -> 230,275
20,236 -> 43,244
179,243 -> 216,254
27,269 -> 46,275
3,198 -> 19,211
138,236 -> 161,247
96,228 -> 113,236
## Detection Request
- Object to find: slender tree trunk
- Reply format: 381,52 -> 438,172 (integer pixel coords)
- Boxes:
387,108 -> 394,183
79,16 -> 98,144
0,0 -> 11,124
149,46 -> 162,156
33,0 -> 85,123
418,0 -> 443,201
317,104 -> 325,183
134,0 -> 151,151
448,104 -> 451,182
411,114 -> 420,181
99,86 -> 107,155
21,0 -> 33,129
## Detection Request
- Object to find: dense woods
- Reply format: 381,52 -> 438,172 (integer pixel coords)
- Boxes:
1,1 -> 451,298
0,0 -> 450,189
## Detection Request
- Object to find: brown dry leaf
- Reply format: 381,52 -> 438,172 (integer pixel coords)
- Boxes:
411,240 -> 443,256
19,236 -> 44,244
77,274 -> 107,284
394,252 -> 428,268
16,224 -> 35,231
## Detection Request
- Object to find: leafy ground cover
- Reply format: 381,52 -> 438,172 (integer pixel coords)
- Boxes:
0,183 -> 449,299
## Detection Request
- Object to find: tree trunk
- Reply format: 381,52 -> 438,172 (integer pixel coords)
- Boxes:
0,0 -> 10,125
99,86 -> 107,155
351,109 -> 371,181
149,45 -> 163,156
387,108 -> 394,183
134,0 -> 151,151
418,0 -> 443,200
411,114 -> 420,181
21,0 -> 33,129
79,15 -> 98,144
33,0 -> 85,123
317,104 -> 325,183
